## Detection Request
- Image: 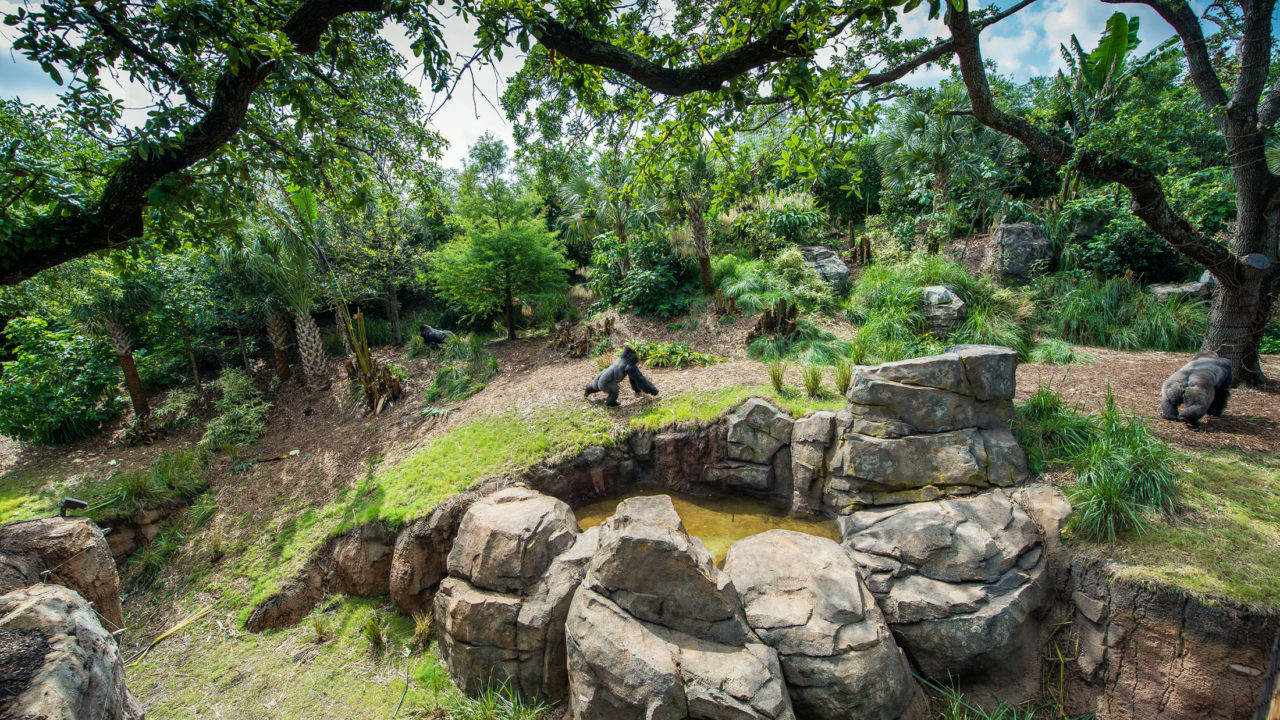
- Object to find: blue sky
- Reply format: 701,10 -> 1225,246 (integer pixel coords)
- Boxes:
0,0 -> 1217,167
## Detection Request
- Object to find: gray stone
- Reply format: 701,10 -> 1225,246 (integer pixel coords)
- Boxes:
840,489 -> 1048,678
446,486 -> 578,595
1148,280 -> 1213,303
845,370 -> 1012,437
991,222 -> 1051,285
945,345 -> 1018,401
566,495 -> 795,720
724,531 -> 921,720
0,517 -> 124,633
920,285 -> 966,338
0,583 -> 144,720
726,398 -> 794,464
703,462 -> 774,492
799,246 -> 850,289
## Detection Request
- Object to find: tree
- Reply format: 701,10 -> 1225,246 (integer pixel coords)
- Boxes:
72,278 -> 158,421
430,218 -> 571,341
943,0 -> 1280,383
245,231 -> 327,390
669,150 -> 717,295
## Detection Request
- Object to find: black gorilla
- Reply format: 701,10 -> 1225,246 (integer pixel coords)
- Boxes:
419,324 -> 455,346
585,347 -> 659,406
1160,351 -> 1233,428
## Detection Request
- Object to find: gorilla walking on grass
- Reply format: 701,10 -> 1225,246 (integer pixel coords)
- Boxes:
585,347 -> 659,407
1160,350 -> 1233,428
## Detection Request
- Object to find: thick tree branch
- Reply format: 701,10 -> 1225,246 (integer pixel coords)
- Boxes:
528,17 -> 812,96
946,3 -> 1244,284
1228,0 -> 1277,112
1,0 -> 387,286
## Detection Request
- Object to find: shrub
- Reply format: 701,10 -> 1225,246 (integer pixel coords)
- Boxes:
628,340 -> 724,368
424,334 -> 498,403
0,317 -> 123,445
362,317 -> 393,346
713,253 -> 836,315
720,192 -> 831,255
322,331 -> 346,356
200,369 -> 272,449
1262,322 -> 1280,354
156,388 -> 198,430
1062,206 -> 1189,281
1036,274 -> 1207,352
589,232 -> 696,316
747,319 -> 852,365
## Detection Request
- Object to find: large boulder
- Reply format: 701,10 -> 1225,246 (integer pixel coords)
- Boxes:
389,490 -> 483,615
0,517 -> 124,632
840,488 -> 1048,678
920,285 -> 966,338
799,246 -> 850,289
435,487 -> 590,701
801,349 -> 1026,511
0,583 -> 144,720
566,496 -> 795,720
990,223 -> 1051,285
724,531 -> 923,720
1148,279 -> 1214,303
725,398 -> 793,465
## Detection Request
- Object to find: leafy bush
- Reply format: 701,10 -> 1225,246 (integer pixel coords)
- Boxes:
1261,322 -> 1280,354
628,340 -> 724,368
0,317 -> 123,445
424,334 -> 498,402
404,334 -> 430,358
713,252 -> 836,315
1036,274 -> 1207,351
362,317 -> 393,346
589,232 -> 696,316
322,331 -> 346,356
720,192 -> 831,255
156,388 -> 198,430
200,369 -> 272,449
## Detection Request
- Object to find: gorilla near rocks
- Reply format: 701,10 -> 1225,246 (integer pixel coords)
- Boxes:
419,324 -> 455,346
1160,351 -> 1233,428
585,347 -> 659,407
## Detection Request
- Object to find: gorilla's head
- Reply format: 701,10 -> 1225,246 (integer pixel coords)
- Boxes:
1180,385 -> 1211,417
620,346 -> 640,365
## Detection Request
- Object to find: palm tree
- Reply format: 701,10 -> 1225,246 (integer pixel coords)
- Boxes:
72,279 -> 158,421
246,232 -> 327,390
671,150 -> 717,294
876,109 -> 987,253
558,154 -> 661,274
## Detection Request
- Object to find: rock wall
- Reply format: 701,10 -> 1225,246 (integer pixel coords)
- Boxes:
0,517 -> 125,632
0,583 -> 144,720
97,500 -> 191,562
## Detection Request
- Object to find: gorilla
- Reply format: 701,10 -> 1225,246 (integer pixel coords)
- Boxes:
585,347 -> 659,407
419,324 -> 455,346
1160,351 -> 1233,428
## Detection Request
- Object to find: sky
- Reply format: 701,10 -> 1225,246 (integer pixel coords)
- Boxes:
0,0 -> 1203,169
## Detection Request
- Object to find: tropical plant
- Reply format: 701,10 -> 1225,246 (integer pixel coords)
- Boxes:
200,369 -> 272,450
245,228 -> 327,390
71,276 -> 159,421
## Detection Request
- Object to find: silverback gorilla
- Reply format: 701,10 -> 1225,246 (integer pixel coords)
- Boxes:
419,324 -> 454,346
1160,351 -> 1233,428
585,347 -> 659,406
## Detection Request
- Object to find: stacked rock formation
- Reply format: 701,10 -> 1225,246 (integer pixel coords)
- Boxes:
434,487 -> 598,701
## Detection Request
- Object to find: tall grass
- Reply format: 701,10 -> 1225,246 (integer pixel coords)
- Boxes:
747,318 -> 853,364
845,255 -> 1030,362
424,334 -> 498,403
1037,274 -> 1207,351
801,365 -> 824,398
1014,383 -> 1178,543
767,361 -> 787,393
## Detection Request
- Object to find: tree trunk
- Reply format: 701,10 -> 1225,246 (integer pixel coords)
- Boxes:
176,312 -> 201,390
266,311 -> 292,382
1205,275 -> 1275,386
927,169 -> 950,254
233,311 -> 252,373
689,205 -> 714,295
504,285 -> 517,341
293,310 -> 328,391
386,287 -> 403,346
116,352 -> 150,420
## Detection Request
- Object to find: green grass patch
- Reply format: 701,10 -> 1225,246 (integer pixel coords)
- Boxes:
1097,451 -> 1280,610
1034,274 -> 1207,351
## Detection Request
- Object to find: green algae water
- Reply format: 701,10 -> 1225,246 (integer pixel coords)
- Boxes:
574,487 -> 842,564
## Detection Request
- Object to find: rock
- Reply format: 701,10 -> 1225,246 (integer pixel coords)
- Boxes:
567,496 -> 795,720
724,531 -> 922,720
790,412 -> 836,513
390,490 -> 483,615
845,370 -> 1011,437
0,583 -> 143,720
1198,269 -> 1218,287
799,246 -> 850,289
920,285 -> 966,338
447,487 -> 579,595
1148,280 -> 1214,302
726,398 -> 794,464
328,524 -> 395,597
0,517 -> 124,633
990,223 -> 1051,285
945,344 -> 1018,402
840,489 -> 1048,678
435,488 -> 591,702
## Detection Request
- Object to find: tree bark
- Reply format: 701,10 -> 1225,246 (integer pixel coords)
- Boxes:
689,204 -> 715,294
386,287 -> 403,345
116,352 -> 150,420
265,310 -> 293,382
293,310 -> 328,390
